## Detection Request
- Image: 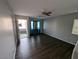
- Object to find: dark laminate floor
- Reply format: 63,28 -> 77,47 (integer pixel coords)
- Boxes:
15,34 -> 74,59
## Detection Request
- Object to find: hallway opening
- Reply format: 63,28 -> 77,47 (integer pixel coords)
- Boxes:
17,19 -> 28,39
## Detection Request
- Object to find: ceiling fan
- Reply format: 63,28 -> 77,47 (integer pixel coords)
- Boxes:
42,9 -> 53,16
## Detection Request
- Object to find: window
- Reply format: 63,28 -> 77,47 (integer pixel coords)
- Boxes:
18,19 -> 27,30
72,19 -> 78,35
37,21 -> 40,29
31,21 -> 34,30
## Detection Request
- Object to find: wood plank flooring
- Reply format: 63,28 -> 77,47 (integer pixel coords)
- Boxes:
15,34 -> 74,59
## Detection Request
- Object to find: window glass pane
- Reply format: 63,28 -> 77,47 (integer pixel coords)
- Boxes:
72,19 -> 78,35
31,21 -> 34,29
37,21 -> 40,29
18,19 -> 27,30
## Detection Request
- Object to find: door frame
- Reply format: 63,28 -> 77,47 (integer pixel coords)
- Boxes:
14,15 -> 30,47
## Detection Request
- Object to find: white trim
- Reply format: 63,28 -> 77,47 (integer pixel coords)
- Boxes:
71,42 -> 78,59
44,31 -> 75,45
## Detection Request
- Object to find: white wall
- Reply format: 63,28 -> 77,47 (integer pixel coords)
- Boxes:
44,13 -> 78,45
0,0 -> 16,59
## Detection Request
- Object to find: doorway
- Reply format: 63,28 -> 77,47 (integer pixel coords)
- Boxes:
17,19 -> 28,39
14,16 -> 30,46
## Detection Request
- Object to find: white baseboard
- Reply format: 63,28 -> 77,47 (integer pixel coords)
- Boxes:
44,32 -> 75,45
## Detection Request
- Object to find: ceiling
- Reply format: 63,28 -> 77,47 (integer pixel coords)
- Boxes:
7,0 -> 78,17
